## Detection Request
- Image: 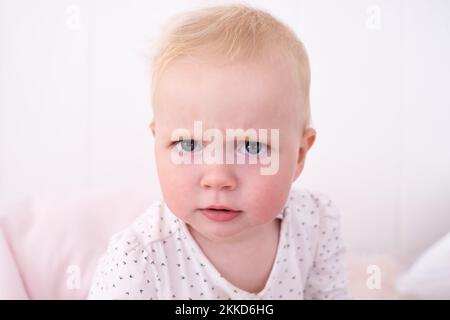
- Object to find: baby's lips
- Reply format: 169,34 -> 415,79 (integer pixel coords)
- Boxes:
201,204 -> 242,212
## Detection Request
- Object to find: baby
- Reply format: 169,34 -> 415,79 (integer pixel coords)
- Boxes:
88,4 -> 350,300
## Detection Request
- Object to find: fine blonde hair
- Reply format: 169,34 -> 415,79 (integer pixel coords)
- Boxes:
151,3 -> 312,129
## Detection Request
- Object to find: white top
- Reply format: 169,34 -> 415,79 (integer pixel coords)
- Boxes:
87,187 -> 350,300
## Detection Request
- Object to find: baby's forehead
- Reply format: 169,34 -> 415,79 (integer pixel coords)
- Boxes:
156,100 -> 298,133
154,56 -> 303,124
159,48 -> 300,87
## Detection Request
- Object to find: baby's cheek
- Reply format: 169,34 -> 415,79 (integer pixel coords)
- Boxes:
158,162 -> 200,217
240,168 -> 292,222
255,185 -> 290,221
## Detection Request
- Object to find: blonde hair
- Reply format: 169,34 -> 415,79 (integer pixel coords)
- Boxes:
151,3 -> 312,129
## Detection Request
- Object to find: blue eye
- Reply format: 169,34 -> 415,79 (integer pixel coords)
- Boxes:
174,139 -> 202,153
239,141 -> 267,155
174,139 -> 268,156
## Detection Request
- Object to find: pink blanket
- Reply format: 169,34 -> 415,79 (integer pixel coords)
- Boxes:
0,186 -> 154,299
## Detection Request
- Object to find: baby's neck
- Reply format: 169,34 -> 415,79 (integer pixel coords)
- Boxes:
188,219 -> 281,293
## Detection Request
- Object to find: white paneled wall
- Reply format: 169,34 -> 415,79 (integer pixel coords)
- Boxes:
1,0 -> 92,196
297,0 -> 405,257
0,0 -> 449,259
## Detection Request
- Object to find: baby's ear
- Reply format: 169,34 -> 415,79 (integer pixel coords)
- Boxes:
149,120 -> 156,137
302,127 -> 316,152
292,128 -> 316,182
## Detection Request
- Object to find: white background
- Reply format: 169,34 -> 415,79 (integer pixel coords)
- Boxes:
1,0 -> 449,260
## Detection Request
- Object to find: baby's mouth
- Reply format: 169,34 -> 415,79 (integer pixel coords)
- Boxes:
201,205 -> 241,213
203,208 -> 236,214
199,206 -> 242,222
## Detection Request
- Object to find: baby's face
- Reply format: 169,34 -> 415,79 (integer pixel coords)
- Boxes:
151,49 -> 315,242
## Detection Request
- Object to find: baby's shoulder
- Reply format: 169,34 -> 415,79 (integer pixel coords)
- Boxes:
88,201 -> 183,299
288,186 -> 340,217
103,200 -> 181,257
285,186 -> 342,233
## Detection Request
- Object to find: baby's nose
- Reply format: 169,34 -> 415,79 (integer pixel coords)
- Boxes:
200,165 -> 237,191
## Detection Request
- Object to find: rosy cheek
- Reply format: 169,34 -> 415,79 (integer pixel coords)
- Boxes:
158,171 -> 195,219
163,163 -> 198,191
235,163 -> 291,219
254,188 -> 289,221
156,151 -> 193,196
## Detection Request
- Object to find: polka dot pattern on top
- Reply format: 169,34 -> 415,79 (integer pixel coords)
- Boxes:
87,186 -> 350,300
